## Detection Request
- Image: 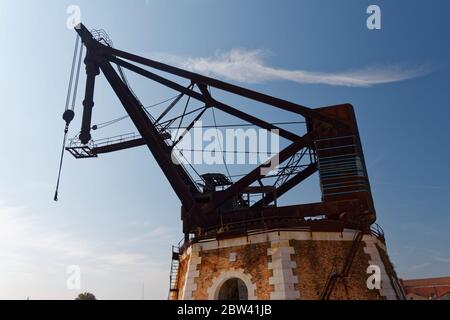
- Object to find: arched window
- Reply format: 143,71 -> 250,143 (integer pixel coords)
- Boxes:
218,278 -> 248,300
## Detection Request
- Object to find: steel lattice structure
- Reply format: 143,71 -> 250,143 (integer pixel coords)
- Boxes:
68,24 -> 377,242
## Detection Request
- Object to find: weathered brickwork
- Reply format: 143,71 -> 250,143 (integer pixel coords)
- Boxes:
376,243 -> 405,299
175,230 -> 401,300
176,252 -> 190,299
291,240 -> 382,300
192,243 -> 271,299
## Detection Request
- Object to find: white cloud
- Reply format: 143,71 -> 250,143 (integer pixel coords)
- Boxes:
0,203 -> 173,299
434,256 -> 450,264
99,253 -> 147,266
0,205 -> 91,259
120,225 -> 178,245
406,262 -> 431,272
144,226 -> 177,241
152,49 -> 434,87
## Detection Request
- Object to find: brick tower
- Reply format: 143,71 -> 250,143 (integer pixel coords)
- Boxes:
170,227 -> 404,300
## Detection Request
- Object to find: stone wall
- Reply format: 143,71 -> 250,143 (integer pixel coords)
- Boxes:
291,240 -> 382,299
175,230 -> 401,300
176,251 -> 190,300
193,243 -> 271,299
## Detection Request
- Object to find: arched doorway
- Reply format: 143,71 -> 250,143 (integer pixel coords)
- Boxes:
218,278 -> 248,300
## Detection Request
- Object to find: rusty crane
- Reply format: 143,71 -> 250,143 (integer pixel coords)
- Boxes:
59,23 -> 378,248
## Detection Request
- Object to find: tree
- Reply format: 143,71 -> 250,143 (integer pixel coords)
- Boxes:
75,292 -> 96,300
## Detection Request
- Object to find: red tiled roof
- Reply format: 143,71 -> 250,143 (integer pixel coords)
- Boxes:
401,277 -> 450,299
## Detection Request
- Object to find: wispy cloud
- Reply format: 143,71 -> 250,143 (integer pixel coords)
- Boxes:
0,203 -> 173,299
367,152 -> 386,169
119,226 -> 178,245
99,253 -> 147,266
0,205 -> 91,259
406,262 -> 431,272
152,49 -> 434,87
433,256 -> 450,264
374,181 -> 450,192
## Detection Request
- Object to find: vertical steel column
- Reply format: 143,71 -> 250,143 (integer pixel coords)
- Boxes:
79,50 -> 100,144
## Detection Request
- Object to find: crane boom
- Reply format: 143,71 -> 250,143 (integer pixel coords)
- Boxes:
70,23 -> 377,241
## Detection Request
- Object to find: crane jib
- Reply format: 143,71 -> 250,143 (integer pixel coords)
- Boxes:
65,23 -> 376,241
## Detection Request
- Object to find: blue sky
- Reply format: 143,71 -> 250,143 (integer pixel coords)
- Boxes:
0,0 -> 449,299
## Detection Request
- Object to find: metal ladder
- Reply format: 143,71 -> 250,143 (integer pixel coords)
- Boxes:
320,231 -> 364,300
168,245 -> 180,300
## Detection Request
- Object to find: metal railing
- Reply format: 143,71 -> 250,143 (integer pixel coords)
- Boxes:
370,223 -> 385,242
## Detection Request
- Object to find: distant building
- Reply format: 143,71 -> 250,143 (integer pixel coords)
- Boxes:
401,277 -> 450,300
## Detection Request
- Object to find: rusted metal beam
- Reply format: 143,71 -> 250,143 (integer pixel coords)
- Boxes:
189,132 -> 315,219
92,138 -> 146,154
252,162 -> 318,208
101,43 -> 349,128
109,55 -> 300,142
97,57 -> 199,210
73,24 -> 376,239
